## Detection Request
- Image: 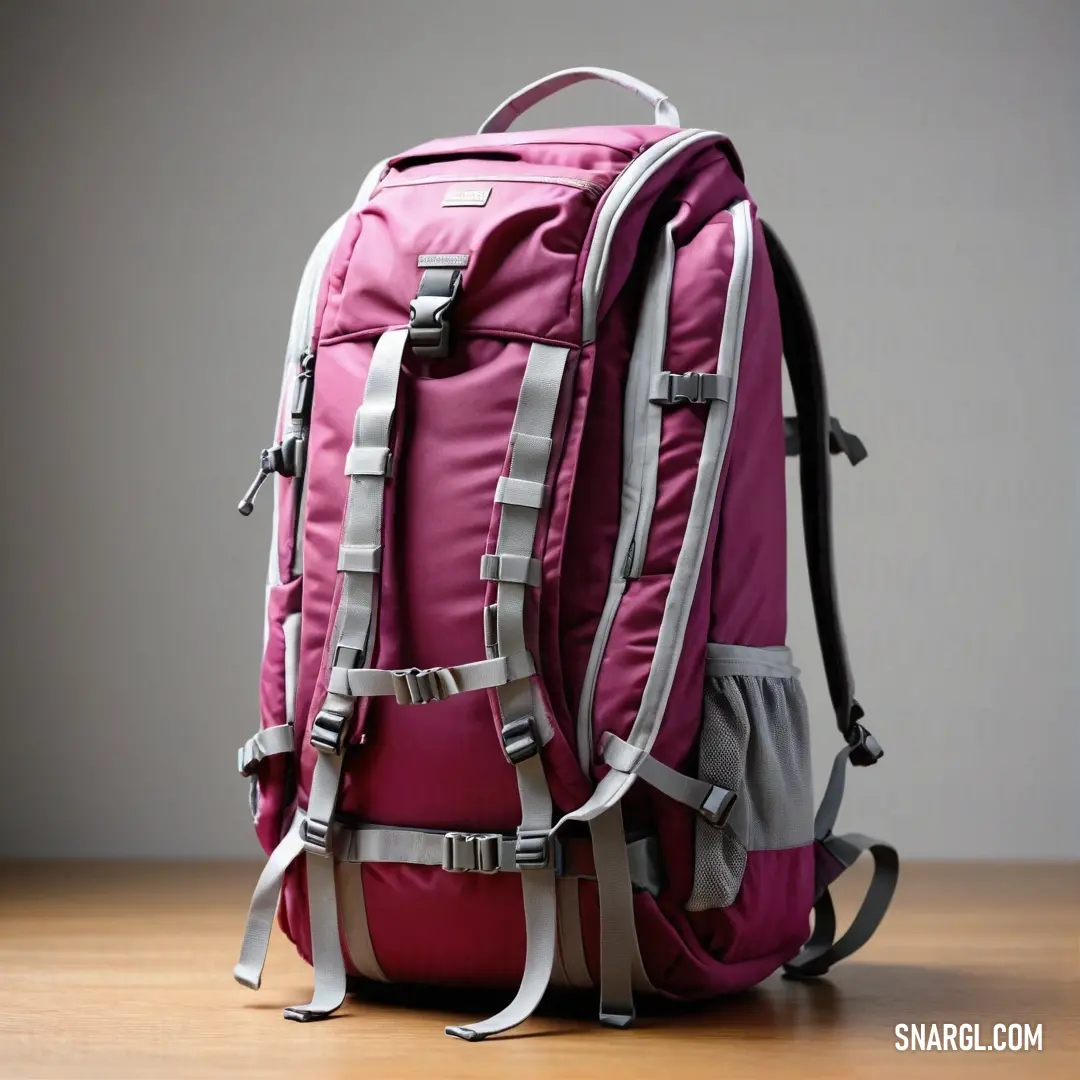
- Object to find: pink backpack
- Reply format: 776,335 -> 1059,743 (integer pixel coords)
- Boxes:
233,67 -> 896,1039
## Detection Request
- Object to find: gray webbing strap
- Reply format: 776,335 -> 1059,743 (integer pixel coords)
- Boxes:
590,801 -> 647,1025
233,813 -> 305,990
290,328 -> 409,1015
445,343 -> 570,1041
555,877 -> 593,989
283,852 -> 348,1021
238,724 -> 295,777
783,832 -> 898,978
783,742 -> 898,978
600,732 -> 737,827
336,824 -> 658,890
327,651 -> 535,702
250,328 -> 404,1021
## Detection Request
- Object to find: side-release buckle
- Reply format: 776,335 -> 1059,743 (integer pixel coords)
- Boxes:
442,832 -> 501,874
409,269 -> 462,359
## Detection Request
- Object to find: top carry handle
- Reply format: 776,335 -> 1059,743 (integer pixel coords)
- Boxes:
479,67 -> 680,134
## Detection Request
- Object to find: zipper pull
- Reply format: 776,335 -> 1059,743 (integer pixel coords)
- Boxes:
237,447 -> 277,516
238,349 -> 316,517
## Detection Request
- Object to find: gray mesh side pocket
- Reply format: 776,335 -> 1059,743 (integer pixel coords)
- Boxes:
686,644 -> 813,911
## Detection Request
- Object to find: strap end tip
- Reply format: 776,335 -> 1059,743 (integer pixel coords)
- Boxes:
233,967 -> 261,991
599,1011 -> 635,1029
445,1025 -> 486,1042
283,1006 -> 332,1022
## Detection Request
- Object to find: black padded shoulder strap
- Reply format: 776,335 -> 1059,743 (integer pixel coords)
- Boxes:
761,221 -> 864,742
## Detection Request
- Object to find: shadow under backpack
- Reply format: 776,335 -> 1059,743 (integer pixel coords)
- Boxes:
232,67 -> 897,1040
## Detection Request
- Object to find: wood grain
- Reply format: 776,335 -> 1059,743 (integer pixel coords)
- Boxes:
0,860 -> 1076,1079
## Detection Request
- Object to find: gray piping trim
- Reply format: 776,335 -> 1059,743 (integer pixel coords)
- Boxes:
576,219 -> 677,768
626,199 -> 753,757
552,198 -> 752,1026
581,129 -> 728,340
541,202 -> 755,847
705,643 -> 799,680
283,613 -> 301,727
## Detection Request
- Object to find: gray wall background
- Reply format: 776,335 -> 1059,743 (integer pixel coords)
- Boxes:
0,0 -> 1076,859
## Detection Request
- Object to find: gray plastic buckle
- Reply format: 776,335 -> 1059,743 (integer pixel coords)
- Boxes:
310,710 -> 348,754
301,816 -> 332,857
409,269 -> 462,359
442,832 -> 501,874
648,371 -> 725,406
699,785 -> 738,828
391,667 -> 446,705
500,715 -> 539,764
515,828 -> 560,872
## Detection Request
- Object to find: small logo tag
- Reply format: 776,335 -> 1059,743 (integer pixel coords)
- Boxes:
417,253 -> 471,268
442,187 -> 491,208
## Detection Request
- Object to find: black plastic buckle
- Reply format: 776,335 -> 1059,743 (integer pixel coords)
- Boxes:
309,709 -> 348,755
409,269 -> 462,359
500,715 -> 539,765
847,714 -> 883,767
515,828 -> 561,872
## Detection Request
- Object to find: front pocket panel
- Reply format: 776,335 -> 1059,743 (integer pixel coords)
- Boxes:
688,643 -> 813,911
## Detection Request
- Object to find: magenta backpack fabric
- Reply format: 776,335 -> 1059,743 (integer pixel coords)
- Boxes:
233,67 -> 893,1040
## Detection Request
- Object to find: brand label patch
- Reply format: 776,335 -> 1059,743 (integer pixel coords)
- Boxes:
417,253 -> 471,268
442,187 -> 491,208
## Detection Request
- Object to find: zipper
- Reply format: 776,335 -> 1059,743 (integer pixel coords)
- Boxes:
237,347 -> 316,517
575,220 -> 676,762
379,173 -> 606,198
575,199 -> 753,771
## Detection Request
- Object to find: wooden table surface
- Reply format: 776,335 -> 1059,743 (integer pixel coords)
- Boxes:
0,860 -> 1076,1079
